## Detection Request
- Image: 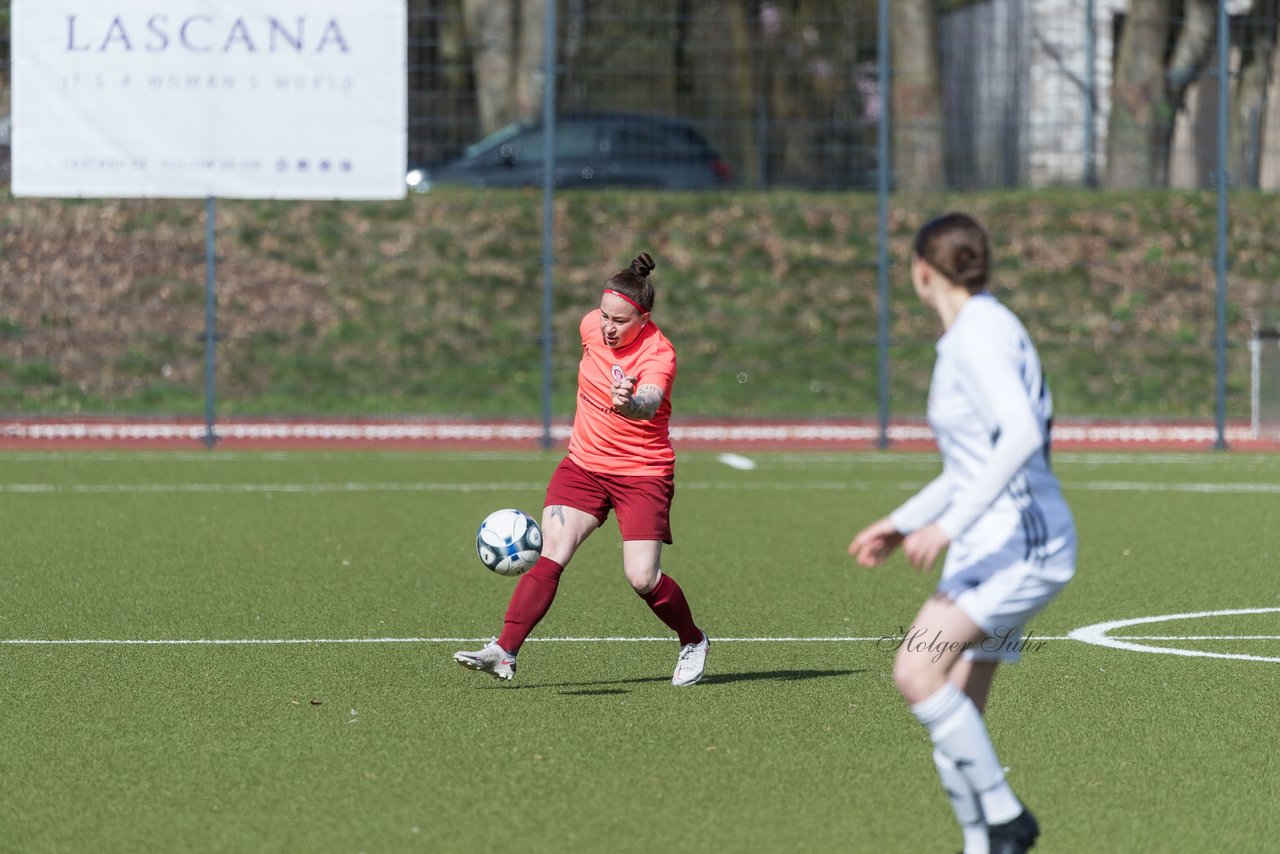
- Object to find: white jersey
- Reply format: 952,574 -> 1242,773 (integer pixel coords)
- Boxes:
891,293 -> 1075,584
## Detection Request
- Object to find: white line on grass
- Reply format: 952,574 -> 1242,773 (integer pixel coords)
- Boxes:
1,480 -> 1277,494
0,635 -> 993,645
0,482 -> 547,494
771,452 -> 1274,467
4,633 -> 1278,646
1069,481 -> 1280,494
1068,608 -> 1280,664
717,453 -> 758,470
1115,635 -> 1280,641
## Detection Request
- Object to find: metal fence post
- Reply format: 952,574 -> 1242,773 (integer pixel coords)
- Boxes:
876,0 -> 891,449
540,0 -> 559,450
1084,0 -> 1097,187
1214,1 -> 1229,450
204,196 -> 217,449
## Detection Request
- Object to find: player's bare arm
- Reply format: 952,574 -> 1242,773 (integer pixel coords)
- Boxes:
613,382 -> 664,420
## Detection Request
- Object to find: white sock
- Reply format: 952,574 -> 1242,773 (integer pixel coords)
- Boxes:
911,683 -> 1022,826
962,824 -> 990,854
933,749 -> 988,854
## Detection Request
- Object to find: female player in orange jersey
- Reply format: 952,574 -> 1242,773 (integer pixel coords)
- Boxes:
454,252 -> 709,686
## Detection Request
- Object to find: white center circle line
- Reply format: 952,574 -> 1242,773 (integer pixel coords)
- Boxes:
1068,607 -> 1280,663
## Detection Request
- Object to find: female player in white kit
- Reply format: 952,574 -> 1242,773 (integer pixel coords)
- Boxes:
849,213 -> 1075,854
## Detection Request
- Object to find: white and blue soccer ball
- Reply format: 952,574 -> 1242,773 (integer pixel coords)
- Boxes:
476,508 -> 542,576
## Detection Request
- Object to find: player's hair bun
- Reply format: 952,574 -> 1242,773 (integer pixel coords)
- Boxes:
913,212 -> 990,292
952,246 -> 985,289
630,253 -> 656,278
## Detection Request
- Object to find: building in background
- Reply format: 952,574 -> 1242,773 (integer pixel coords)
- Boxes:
946,0 -> 1277,189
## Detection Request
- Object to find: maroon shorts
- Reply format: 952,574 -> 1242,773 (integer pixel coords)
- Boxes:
545,457 -> 674,544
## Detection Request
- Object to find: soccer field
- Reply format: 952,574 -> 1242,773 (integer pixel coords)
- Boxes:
2,449 -> 1277,853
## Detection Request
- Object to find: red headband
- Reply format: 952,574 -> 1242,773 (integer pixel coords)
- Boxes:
603,289 -> 646,313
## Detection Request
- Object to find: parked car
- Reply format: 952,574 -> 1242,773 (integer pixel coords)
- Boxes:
407,112 -> 733,192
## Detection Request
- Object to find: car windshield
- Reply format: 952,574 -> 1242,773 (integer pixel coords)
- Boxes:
461,123 -> 525,160
508,123 -> 602,159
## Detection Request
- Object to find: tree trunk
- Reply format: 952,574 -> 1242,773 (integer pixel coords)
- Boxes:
890,0 -> 945,190
1104,0 -> 1173,188
1159,0 -> 1216,184
1167,0 -> 1216,96
675,0 -> 695,100
514,0 -> 545,123
408,0 -> 471,163
463,0 -> 515,135
1231,0 -> 1279,188
726,1 -> 763,188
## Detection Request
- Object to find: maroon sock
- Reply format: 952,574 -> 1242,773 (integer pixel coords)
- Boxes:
640,573 -> 702,647
497,557 -> 564,653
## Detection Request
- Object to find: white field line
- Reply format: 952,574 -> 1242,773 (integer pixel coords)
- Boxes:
3,634 -> 1279,646
1115,635 -> 1280,640
0,635 -> 1028,645
0,480 -> 1278,494
1068,608 -> 1280,664
0,482 -> 545,494
1069,481 -> 1280,494
717,452 -> 759,470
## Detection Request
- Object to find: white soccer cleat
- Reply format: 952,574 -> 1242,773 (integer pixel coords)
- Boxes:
672,632 -> 709,686
453,640 -> 517,681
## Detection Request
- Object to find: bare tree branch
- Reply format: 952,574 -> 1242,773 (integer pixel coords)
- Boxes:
1033,24 -> 1093,106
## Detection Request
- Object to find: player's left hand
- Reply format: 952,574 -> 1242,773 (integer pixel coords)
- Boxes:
902,523 -> 950,572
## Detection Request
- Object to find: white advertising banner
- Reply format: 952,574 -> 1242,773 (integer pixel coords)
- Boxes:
11,0 -> 406,199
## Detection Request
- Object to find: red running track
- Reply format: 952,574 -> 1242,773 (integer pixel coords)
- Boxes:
0,417 -> 1275,452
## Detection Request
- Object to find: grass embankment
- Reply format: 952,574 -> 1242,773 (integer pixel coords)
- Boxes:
1,188 -> 1277,419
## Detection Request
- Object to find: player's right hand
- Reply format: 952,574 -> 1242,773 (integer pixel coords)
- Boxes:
848,517 -> 905,567
610,375 -> 637,409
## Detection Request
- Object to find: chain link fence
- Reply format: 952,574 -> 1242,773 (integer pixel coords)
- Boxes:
1,1 -> 1278,427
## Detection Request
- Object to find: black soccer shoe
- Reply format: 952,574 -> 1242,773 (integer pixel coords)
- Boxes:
988,808 -> 1040,854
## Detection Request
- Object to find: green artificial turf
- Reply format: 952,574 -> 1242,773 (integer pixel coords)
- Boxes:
1,450 -> 1277,853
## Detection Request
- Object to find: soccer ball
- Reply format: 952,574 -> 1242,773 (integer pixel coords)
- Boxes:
476,508 -> 543,576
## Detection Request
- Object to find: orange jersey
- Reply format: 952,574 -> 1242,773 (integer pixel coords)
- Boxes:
567,310 -> 677,476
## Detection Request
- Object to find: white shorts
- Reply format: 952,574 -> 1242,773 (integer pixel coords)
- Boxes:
938,542 -> 1074,663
